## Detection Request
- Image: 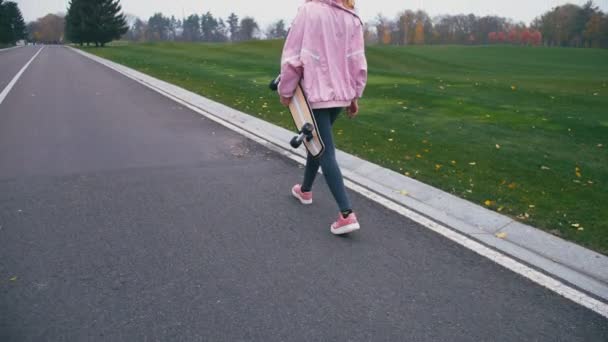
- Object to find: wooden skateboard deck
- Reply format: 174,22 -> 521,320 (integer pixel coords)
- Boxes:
270,76 -> 325,159
288,84 -> 325,158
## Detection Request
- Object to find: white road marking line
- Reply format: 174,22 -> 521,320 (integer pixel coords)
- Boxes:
0,47 -> 44,106
69,47 -> 608,318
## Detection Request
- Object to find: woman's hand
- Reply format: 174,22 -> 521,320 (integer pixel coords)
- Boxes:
347,99 -> 359,118
280,96 -> 292,107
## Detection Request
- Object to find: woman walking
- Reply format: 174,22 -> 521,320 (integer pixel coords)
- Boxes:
278,0 -> 368,235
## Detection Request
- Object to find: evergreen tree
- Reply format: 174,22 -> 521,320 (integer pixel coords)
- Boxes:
65,0 -> 128,46
182,14 -> 200,42
0,1 -> 26,45
227,13 -> 239,41
238,17 -> 258,41
201,12 -> 218,42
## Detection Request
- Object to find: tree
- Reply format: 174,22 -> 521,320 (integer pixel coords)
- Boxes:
147,13 -> 170,41
65,0 -> 128,46
227,13 -> 239,41
215,18 -> 228,42
0,1 -> 27,45
200,11 -> 218,42
182,14 -> 200,42
266,19 -> 287,39
125,17 -> 146,41
238,17 -> 258,41
29,14 -> 65,44
414,21 -> 424,44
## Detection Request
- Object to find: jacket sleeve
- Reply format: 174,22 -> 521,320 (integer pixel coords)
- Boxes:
352,23 -> 368,99
278,6 -> 307,98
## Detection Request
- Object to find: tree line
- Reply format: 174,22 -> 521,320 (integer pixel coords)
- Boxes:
368,1 -> 607,48
0,0 -> 26,46
124,12 -> 287,43
16,0 -> 608,49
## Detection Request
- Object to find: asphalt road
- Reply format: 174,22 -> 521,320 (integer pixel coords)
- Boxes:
0,46 -> 606,341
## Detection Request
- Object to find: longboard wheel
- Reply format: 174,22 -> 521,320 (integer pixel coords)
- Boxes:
290,135 -> 303,148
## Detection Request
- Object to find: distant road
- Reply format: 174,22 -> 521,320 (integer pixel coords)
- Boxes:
0,46 -> 606,341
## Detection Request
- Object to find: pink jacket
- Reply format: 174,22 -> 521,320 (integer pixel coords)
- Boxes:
278,0 -> 368,109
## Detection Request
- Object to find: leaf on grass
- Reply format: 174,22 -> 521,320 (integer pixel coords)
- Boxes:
508,182 -> 517,189
511,85 -> 517,91
388,138 -> 394,142
435,164 -> 443,170
529,205 -> 535,208
541,166 -> 551,170
497,206 -> 504,212
405,172 -> 411,177
469,162 -> 476,166
571,223 -> 580,228
495,144 -> 501,149
575,166 -> 582,178
598,144 -> 604,148
496,232 -> 507,239
451,160 -> 457,165
484,200 -> 493,206
416,154 -> 422,158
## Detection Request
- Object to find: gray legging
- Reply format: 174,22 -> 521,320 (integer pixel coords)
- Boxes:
301,107 -> 352,212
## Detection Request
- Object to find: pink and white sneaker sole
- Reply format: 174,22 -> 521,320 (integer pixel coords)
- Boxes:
331,222 -> 361,235
291,187 -> 312,205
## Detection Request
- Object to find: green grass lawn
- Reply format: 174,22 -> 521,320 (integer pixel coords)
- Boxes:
82,41 -> 608,254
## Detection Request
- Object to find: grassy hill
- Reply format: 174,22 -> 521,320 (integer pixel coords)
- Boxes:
83,41 -> 608,254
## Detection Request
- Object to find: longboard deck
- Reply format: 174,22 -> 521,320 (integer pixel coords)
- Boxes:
289,84 -> 325,158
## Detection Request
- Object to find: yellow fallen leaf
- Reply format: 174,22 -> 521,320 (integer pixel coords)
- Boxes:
399,190 -> 409,196
575,166 -> 582,178
497,206 -> 504,212
469,162 -> 476,166
405,172 -> 411,176
508,182 -> 517,189
495,144 -> 501,149
416,154 -> 422,158
529,205 -> 535,208
484,200 -> 493,206
496,232 -> 507,239
435,164 -> 443,170
451,160 -> 457,165
511,85 -> 517,90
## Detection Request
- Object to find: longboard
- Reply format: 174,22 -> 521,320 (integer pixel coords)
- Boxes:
270,76 -> 325,159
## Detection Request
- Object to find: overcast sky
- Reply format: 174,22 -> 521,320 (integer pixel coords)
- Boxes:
15,0 -> 608,27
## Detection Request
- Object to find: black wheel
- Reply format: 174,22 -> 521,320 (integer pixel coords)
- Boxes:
290,135 -> 303,148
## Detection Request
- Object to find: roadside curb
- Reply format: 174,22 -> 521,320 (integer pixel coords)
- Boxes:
68,47 -> 608,309
0,45 -> 23,53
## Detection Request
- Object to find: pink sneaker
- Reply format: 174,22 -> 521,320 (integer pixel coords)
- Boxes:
291,184 -> 312,205
331,212 -> 360,235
